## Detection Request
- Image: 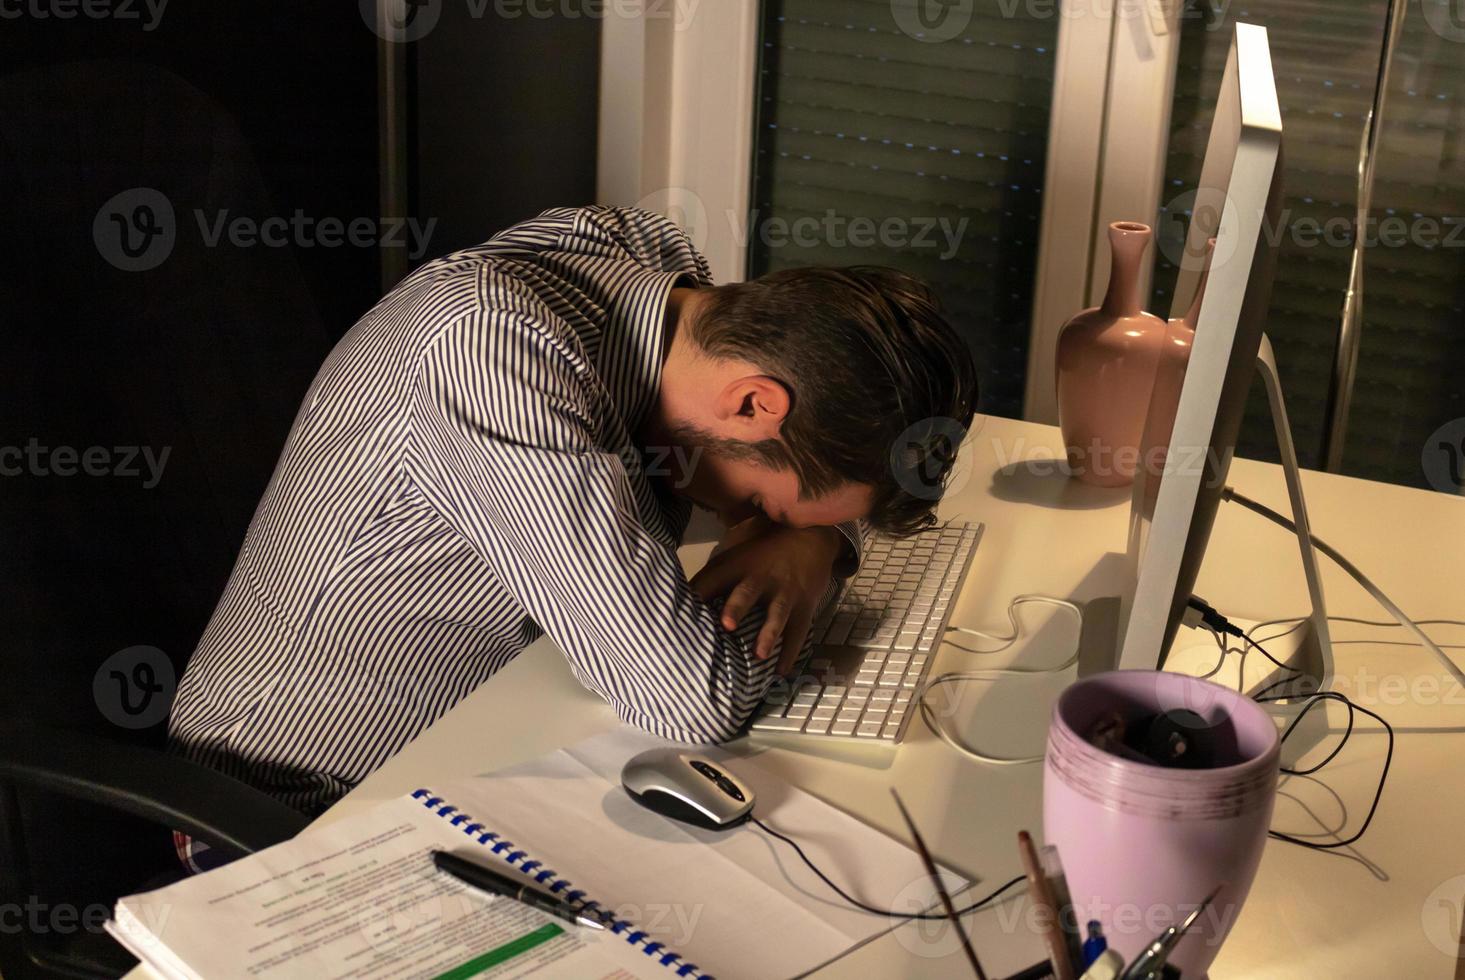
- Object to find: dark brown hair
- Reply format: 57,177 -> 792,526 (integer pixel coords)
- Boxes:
688,266 -> 978,536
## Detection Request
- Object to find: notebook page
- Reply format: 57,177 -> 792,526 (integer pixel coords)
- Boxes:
430,729 -> 967,978
109,795 -> 663,980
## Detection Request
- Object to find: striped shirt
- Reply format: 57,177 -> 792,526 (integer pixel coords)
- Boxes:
167,206 -> 860,814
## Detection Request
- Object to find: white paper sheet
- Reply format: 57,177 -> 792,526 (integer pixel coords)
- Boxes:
428,730 -> 967,978
109,794 -> 659,980
109,729 -> 966,980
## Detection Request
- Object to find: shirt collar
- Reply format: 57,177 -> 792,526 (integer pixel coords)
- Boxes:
600,267 -> 699,438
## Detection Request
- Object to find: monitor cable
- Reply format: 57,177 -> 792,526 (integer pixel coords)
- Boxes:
919,594 -> 1084,766
1222,485 -> 1465,691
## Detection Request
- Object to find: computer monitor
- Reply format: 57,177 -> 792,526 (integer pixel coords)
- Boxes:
1114,23 -> 1293,672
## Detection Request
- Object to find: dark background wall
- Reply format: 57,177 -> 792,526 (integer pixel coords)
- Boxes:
414,2 -> 601,255
0,4 -> 600,946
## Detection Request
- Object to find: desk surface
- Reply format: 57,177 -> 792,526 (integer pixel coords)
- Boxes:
131,416 -> 1465,979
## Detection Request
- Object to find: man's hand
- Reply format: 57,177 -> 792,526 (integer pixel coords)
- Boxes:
689,517 -> 843,672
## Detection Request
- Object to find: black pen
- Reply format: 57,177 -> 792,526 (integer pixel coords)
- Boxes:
432,850 -> 606,931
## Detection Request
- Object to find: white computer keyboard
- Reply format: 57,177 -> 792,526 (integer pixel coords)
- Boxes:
750,521 -> 982,744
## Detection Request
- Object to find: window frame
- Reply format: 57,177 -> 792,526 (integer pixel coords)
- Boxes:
597,0 -> 1182,419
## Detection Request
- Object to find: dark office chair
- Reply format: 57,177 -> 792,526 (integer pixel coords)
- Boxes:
0,59 -> 339,978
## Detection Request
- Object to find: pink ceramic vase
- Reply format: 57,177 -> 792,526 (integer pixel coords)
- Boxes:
1135,240 -> 1212,510
1055,222 -> 1168,487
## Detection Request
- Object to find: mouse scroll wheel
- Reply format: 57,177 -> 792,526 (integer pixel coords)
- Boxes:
690,760 -> 722,781
715,777 -> 745,802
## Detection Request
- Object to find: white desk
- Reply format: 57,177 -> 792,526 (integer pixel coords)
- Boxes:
129,416 -> 1465,978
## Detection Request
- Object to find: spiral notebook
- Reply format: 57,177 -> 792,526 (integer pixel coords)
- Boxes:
408,787 -> 707,977
109,730 -> 969,980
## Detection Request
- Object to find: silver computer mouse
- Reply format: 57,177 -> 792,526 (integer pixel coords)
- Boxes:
620,748 -> 756,830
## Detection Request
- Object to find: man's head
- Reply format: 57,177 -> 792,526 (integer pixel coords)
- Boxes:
649,266 -> 978,535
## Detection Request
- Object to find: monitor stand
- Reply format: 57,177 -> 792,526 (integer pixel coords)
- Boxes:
1076,334 -> 1337,765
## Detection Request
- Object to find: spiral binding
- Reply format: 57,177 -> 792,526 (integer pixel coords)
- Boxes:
413,789 -> 710,979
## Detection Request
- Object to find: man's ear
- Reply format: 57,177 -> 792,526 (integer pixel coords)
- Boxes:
715,375 -> 790,441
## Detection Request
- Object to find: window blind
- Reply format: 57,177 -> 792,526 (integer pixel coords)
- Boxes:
1153,1 -> 1465,490
750,0 -> 1059,420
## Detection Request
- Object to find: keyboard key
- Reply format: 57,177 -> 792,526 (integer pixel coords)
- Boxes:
825,617 -> 855,645
883,717 -> 904,737
804,714 -> 832,735
857,721 -> 885,738
752,715 -> 806,732
786,703 -> 811,720
830,719 -> 857,737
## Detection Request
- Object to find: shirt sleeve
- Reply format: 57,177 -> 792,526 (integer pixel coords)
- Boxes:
407,307 -> 795,743
832,520 -> 867,578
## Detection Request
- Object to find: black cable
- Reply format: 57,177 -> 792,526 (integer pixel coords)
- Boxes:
1186,604 -> 1395,852
749,815 -> 1025,920
1187,596 -> 1301,678
1239,632 -> 1304,678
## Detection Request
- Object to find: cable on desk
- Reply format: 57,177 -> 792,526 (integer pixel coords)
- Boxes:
1254,684 -> 1395,851
1196,623 -> 1395,851
1222,485 -> 1465,691
749,814 -> 1025,920
920,595 -> 1084,765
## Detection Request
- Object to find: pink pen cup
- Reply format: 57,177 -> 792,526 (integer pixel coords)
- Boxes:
1043,671 -> 1280,978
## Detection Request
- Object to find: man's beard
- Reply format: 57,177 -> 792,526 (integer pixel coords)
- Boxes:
662,420 -> 790,471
